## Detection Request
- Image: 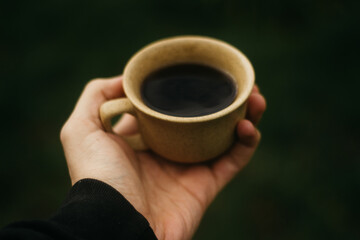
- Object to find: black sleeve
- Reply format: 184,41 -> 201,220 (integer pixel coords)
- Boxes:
0,179 -> 158,240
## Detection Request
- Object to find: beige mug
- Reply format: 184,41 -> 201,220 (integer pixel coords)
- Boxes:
100,36 -> 254,163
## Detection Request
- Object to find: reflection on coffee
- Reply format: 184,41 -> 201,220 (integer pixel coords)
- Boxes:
141,63 -> 237,117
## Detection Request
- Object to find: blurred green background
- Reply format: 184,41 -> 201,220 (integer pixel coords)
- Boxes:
1,0 -> 359,239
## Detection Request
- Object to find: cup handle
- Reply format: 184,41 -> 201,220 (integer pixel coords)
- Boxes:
100,98 -> 148,151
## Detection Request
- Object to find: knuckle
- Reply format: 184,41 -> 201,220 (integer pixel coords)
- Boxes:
85,78 -> 105,90
60,121 -> 72,142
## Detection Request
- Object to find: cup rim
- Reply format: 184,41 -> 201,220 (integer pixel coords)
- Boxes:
123,35 -> 255,123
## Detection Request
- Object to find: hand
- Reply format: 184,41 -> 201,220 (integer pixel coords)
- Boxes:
60,76 -> 266,240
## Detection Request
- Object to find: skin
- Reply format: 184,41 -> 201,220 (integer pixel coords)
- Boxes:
60,76 -> 266,240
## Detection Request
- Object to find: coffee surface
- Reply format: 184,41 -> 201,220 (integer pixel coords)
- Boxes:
141,63 -> 237,117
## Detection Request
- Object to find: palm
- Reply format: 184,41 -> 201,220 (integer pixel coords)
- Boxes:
61,77 -> 265,240
87,130 -> 215,239
84,125 -> 257,240
135,154 -> 214,240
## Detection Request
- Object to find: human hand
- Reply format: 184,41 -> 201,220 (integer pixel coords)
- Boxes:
60,76 -> 266,240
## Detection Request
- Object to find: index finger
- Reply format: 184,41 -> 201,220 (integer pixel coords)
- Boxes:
71,76 -> 124,122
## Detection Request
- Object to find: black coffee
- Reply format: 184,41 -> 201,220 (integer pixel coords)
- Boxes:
141,63 -> 237,117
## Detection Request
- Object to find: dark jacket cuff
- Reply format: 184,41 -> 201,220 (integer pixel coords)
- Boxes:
50,178 -> 157,240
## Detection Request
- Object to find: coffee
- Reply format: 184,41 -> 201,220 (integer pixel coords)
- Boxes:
141,63 -> 237,117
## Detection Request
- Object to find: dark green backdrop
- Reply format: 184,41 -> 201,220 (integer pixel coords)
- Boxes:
1,0 -> 359,239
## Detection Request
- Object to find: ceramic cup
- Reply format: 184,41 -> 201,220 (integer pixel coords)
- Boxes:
100,36 -> 254,163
